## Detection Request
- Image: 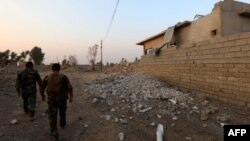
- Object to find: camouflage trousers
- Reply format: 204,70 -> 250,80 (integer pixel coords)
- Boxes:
47,96 -> 67,137
21,92 -> 37,117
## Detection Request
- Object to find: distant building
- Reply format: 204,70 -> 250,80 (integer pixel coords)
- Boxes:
137,0 -> 250,107
137,0 -> 250,55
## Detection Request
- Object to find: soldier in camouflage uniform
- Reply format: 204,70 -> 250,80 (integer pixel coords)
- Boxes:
15,61 -> 45,120
41,63 -> 73,141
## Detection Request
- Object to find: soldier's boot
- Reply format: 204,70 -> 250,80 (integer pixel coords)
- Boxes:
24,109 -> 29,114
59,107 -> 66,129
60,118 -> 66,129
29,111 -> 35,121
22,93 -> 29,114
50,131 -> 59,141
23,102 -> 29,114
53,134 -> 59,141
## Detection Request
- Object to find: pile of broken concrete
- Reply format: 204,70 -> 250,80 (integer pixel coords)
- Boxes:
83,72 -> 231,129
84,72 -> 190,104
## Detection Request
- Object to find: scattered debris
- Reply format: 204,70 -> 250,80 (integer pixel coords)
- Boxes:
137,104 -> 144,109
192,106 -> 198,110
81,72 -> 240,140
157,114 -> 162,119
139,107 -> 152,113
10,119 -> 18,125
151,122 -> 156,126
118,132 -> 125,141
169,99 -> 177,105
220,123 -> 226,127
106,97 -> 114,106
114,118 -> 119,123
92,98 -> 98,103
110,108 -> 116,112
84,124 -> 89,128
105,115 -> 111,121
217,115 -> 230,122
0,132 -> 3,137
185,136 -> 192,141
172,117 -> 178,121
202,100 -> 208,106
203,124 -> 208,128
120,118 -> 128,125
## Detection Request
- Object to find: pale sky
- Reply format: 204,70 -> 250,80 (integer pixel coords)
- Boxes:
0,0 -> 249,64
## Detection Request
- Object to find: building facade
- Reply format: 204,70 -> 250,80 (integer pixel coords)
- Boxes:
137,0 -> 250,106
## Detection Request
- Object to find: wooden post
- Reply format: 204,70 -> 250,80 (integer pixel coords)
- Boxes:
101,40 -> 103,72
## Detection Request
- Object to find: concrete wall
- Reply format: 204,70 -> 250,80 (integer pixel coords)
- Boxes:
174,4 -> 221,45
221,0 -> 250,36
139,32 -> 250,107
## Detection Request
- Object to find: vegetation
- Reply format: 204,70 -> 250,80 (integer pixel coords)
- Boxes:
68,55 -> 78,66
87,44 -> 98,71
0,50 -> 10,60
10,52 -> 17,60
29,46 -> 45,65
134,57 -> 140,63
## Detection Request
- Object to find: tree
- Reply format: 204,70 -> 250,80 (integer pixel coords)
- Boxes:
120,57 -> 127,63
62,58 -> 67,66
0,50 -> 10,60
87,44 -> 98,70
16,56 -> 22,61
19,50 -> 30,61
10,52 -> 17,60
68,55 -> 78,66
134,57 -> 140,63
29,46 -> 45,65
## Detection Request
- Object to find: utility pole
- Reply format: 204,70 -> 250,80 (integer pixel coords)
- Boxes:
101,40 -> 103,72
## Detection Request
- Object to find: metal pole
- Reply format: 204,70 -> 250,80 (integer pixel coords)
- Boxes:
101,40 -> 103,72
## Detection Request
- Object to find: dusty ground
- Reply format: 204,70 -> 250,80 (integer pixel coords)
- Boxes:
0,66 -> 250,141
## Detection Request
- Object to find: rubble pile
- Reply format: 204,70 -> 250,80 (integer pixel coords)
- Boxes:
83,72 -> 233,128
85,72 -> 190,104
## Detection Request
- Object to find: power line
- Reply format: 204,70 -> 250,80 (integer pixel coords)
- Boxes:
103,0 -> 120,41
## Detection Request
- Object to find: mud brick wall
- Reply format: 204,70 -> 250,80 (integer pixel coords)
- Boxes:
139,32 -> 250,107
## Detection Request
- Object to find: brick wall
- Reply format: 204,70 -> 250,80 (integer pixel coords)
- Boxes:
139,32 -> 250,107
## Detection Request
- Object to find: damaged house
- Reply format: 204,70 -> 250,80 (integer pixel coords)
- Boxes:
137,0 -> 250,106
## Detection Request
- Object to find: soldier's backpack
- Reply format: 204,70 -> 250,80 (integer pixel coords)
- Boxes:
47,73 -> 64,94
21,70 -> 36,87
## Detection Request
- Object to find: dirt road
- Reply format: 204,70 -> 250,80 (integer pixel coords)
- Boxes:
0,67 -> 250,141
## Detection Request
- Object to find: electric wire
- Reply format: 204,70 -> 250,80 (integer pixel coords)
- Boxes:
103,0 -> 120,41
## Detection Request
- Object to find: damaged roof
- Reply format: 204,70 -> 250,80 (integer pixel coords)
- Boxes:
137,21 -> 191,46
